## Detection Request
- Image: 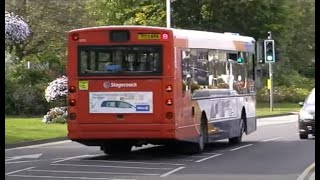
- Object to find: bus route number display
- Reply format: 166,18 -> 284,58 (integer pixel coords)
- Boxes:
137,33 -> 161,40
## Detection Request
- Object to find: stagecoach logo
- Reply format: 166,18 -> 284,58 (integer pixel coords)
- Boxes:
103,81 -> 137,89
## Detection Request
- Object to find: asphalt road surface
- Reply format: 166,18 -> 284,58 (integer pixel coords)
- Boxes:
5,115 -> 315,180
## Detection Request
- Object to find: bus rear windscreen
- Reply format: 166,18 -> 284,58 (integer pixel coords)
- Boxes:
78,45 -> 162,75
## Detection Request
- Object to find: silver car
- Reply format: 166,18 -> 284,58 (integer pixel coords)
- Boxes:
298,88 -> 315,139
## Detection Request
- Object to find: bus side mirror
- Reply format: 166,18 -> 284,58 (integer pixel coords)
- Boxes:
299,102 -> 304,106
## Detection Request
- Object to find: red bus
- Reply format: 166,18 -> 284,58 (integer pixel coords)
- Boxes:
67,26 -> 257,154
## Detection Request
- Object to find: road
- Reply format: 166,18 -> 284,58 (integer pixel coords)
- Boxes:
5,115 -> 315,180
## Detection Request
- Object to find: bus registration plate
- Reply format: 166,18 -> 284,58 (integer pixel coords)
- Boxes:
137,33 -> 161,40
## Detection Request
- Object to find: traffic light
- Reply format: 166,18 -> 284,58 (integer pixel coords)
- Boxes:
264,40 -> 275,63
256,39 -> 265,64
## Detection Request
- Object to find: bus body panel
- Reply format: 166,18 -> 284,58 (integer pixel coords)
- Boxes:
70,78 -> 164,124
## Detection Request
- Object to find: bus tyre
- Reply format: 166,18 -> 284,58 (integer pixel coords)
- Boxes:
229,118 -> 245,144
102,143 -> 132,155
299,133 -> 308,139
182,120 -> 206,154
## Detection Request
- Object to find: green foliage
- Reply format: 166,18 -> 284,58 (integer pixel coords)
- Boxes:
5,62 -> 52,115
5,0 -> 92,64
85,0 -> 166,26
4,0 -> 315,117
274,67 -> 314,89
257,86 -> 311,103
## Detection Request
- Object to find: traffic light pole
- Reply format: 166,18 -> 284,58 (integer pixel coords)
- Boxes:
267,32 -> 274,112
269,61 -> 273,112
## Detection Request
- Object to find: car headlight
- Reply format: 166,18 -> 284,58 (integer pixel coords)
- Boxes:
299,110 -> 313,120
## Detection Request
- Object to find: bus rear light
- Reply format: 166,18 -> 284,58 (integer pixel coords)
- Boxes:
68,113 -> 76,120
69,99 -> 76,106
166,99 -> 173,106
72,34 -> 79,41
69,86 -> 76,93
166,112 -> 174,119
166,85 -> 172,92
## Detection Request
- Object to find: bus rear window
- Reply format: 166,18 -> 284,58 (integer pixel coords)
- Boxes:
78,45 -> 162,75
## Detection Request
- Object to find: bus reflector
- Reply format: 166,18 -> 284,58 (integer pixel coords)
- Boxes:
69,86 -> 76,93
166,99 -> 173,105
166,112 -> 174,119
68,113 -> 76,120
69,99 -> 76,106
166,85 -> 172,92
72,34 -> 79,41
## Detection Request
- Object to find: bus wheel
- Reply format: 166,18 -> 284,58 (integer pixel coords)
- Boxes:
229,117 -> 245,144
182,120 -> 206,154
102,143 -> 132,155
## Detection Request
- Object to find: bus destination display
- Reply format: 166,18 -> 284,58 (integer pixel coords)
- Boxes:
137,33 -> 161,40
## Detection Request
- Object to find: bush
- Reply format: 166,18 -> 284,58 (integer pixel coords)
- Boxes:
44,76 -> 68,102
257,86 -> 311,103
43,76 -> 68,123
5,62 -> 51,116
42,107 -> 67,124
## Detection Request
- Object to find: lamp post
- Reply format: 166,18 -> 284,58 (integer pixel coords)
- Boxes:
166,0 -> 171,28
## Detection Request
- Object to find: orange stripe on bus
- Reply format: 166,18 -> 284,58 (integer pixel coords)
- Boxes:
174,38 -> 188,48
233,41 -> 246,51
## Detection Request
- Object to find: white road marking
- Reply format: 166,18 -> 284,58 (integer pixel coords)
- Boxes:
195,153 -> 222,163
160,166 -> 185,177
180,159 -> 195,162
27,169 -> 159,176
296,162 -> 315,180
6,153 -> 43,162
5,166 -> 35,175
52,154 -> 96,164
7,174 -> 135,180
202,152 -> 220,155
6,158 -> 64,164
5,140 -> 71,151
53,163 -> 172,170
229,144 -> 253,151
261,137 -> 283,142
78,159 -> 185,166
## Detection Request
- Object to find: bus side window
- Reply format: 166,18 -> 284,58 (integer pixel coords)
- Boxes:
181,50 -> 191,92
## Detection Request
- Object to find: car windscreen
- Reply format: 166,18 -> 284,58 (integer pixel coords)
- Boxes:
78,45 -> 162,76
305,89 -> 315,105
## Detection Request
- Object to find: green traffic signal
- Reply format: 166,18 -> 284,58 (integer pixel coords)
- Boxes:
264,40 -> 275,63
237,57 -> 244,63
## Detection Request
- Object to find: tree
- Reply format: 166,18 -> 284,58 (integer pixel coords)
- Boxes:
85,0 -> 166,26
5,0 -> 94,74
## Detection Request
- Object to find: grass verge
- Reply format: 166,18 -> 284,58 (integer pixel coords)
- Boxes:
256,102 -> 300,116
5,117 -> 67,144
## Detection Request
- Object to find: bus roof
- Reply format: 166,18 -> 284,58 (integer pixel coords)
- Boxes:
69,25 -> 255,52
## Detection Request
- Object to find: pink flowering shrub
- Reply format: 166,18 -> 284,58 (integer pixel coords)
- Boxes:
43,76 -> 68,123
5,12 -> 31,45
44,76 -> 68,102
